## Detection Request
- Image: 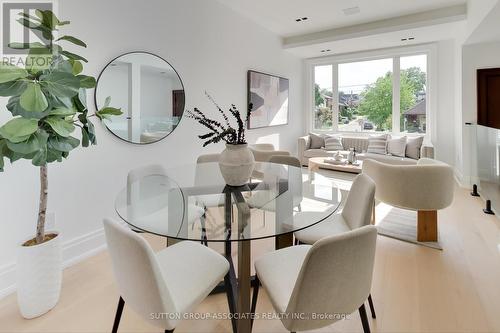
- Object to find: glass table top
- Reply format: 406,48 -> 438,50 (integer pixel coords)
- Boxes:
115,162 -> 343,242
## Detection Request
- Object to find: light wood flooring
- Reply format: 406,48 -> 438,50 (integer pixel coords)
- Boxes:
1,175 -> 500,333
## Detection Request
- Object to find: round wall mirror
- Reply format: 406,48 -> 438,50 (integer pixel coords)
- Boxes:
95,52 -> 185,144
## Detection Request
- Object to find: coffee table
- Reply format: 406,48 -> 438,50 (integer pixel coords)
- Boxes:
308,157 -> 363,174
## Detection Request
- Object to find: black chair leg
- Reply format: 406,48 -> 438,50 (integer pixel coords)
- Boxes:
251,276 -> 260,329
112,297 -> 125,333
224,273 -> 237,333
359,303 -> 371,333
368,294 -> 376,319
165,330 -> 174,333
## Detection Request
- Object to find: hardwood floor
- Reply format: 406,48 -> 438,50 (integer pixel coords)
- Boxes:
1,181 -> 500,332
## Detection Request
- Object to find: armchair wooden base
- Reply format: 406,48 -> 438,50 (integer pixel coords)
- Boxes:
417,210 -> 438,242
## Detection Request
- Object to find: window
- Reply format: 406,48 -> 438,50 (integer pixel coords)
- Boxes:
400,55 -> 427,134
338,58 -> 393,132
311,51 -> 429,134
314,65 -> 333,130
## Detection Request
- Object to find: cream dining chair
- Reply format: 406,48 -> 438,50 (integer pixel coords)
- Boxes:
293,173 -> 377,319
103,218 -> 230,333
251,225 -> 378,333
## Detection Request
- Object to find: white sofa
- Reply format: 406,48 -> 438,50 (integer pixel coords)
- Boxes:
298,134 -> 434,166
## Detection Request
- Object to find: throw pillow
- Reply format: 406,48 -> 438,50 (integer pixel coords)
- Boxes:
366,134 -> 388,155
309,133 -> 325,149
324,135 -> 343,151
387,136 -> 407,157
406,136 -> 424,159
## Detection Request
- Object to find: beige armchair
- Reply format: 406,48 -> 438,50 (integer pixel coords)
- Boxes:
362,158 -> 454,242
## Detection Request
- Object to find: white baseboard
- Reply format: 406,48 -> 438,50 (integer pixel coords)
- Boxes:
0,228 -> 107,300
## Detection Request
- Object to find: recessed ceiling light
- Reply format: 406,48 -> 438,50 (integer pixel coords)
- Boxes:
295,17 -> 308,22
343,6 -> 361,16
320,49 -> 331,53
401,38 -> 407,41
408,37 -> 415,40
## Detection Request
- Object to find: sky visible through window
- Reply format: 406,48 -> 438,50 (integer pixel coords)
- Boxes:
315,55 -> 427,93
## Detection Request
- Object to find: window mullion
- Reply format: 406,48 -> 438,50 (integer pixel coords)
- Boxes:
392,56 -> 401,133
332,63 -> 339,132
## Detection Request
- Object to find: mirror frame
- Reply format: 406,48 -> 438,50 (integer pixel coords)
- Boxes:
94,51 -> 186,145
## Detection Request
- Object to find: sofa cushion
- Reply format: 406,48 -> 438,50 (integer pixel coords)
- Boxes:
324,136 -> 343,151
406,136 -> 424,159
387,136 -> 407,157
309,133 -> 325,149
366,134 -> 388,155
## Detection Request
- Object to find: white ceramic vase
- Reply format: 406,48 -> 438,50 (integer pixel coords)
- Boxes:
219,143 -> 255,186
17,232 -> 62,319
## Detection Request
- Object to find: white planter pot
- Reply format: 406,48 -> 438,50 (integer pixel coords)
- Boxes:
219,144 -> 255,186
17,231 -> 62,319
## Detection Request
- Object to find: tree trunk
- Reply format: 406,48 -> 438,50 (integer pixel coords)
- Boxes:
35,165 -> 48,244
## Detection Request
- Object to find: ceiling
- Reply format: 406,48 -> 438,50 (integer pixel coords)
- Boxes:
465,1 -> 500,45
217,0 -> 467,38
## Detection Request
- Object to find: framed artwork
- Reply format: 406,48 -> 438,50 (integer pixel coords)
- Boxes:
247,70 -> 289,129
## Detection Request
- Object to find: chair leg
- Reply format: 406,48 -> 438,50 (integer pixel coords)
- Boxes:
165,330 -> 174,333
368,294 -> 376,319
112,297 -> 125,333
359,303 -> 371,333
251,276 -> 260,329
201,210 -> 208,246
224,273 -> 237,333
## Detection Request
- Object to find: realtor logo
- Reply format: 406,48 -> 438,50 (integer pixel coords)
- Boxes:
1,1 -> 53,55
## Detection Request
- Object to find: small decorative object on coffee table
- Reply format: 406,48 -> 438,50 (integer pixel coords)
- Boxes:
187,93 -> 254,186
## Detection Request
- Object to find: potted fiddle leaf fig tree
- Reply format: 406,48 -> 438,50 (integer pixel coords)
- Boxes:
0,10 -> 121,318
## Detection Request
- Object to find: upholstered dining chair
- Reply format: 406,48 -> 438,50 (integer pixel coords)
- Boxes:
247,156 -> 303,225
294,173 -> 377,319
127,164 -> 206,242
103,218 -> 230,333
251,226 -> 378,333
362,158 -> 454,242
249,143 -> 291,180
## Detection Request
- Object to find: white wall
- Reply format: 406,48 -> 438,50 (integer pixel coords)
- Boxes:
435,39 -> 458,167
0,0 -> 304,297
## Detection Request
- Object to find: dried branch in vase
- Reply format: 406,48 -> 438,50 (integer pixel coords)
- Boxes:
187,92 -> 253,147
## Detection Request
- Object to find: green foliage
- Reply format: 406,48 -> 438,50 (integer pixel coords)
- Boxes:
358,68 -> 424,131
0,9 -> 122,171
314,84 -> 324,106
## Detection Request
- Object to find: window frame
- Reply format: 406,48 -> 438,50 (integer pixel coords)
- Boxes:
306,44 -> 437,140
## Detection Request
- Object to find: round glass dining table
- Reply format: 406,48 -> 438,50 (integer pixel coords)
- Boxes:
115,161 -> 342,333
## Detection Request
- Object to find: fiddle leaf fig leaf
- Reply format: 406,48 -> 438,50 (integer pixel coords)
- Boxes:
60,50 -> 88,63
96,107 -> 122,120
48,107 -> 76,117
48,135 -> 79,152
0,63 -> 29,83
0,118 -> 39,143
71,60 -> 83,75
6,133 -> 40,154
7,96 -> 50,119
44,117 -> 75,137
77,75 -> 96,88
40,71 -> 80,98
56,35 -> 87,48
8,42 -> 45,49
20,82 -> 48,112
0,80 -> 28,96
